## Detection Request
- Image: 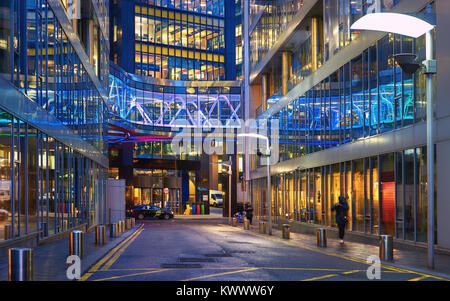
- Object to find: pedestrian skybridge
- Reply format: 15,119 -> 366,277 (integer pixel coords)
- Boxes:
108,64 -> 242,130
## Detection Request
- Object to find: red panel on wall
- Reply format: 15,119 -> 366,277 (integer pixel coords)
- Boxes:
381,181 -> 395,223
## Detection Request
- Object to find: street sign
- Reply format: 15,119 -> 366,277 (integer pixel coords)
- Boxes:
163,188 -> 169,194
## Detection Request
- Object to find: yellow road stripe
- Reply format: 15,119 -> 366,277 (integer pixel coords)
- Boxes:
408,275 -> 430,281
302,274 -> 339,281
221,224 -> 449,281
342,270 -> 360,275
181,267 -> 261,281
100,227 -> 144,271
93,269 -> 170,281
79,224 -> 144,281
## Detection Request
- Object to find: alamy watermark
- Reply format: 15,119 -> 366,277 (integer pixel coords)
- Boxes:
66,255 -> 81,280
169,118 -> 279,165
366,255 -> 381,280
67,0 -> 81,20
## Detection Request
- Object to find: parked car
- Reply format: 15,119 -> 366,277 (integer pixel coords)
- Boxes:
131,204 -> 174,220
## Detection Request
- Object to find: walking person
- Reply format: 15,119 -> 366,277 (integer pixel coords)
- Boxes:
246,204 -> 254,225
331,196 -> 349,244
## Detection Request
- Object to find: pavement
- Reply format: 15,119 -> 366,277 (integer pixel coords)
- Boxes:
0,223 -> 141,281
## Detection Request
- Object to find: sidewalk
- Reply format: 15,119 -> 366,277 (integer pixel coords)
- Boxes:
174,211 -> 225,220
0,224 -> 140,281
238,218 -> 450,280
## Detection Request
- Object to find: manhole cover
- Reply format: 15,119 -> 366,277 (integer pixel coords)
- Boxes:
179,257 -> 217,263
224,250 -> 256,254
161,263 -> 203,269
227,241 -> 253,244
204,253 -> 233,258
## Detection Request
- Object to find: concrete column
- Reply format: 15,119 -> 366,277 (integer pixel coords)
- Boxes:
311,17 -> 324,72
262,73 -> 268,111
282,51 -> 290,96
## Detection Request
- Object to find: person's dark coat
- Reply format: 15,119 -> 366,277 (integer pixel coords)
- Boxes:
331,201 -> 349,224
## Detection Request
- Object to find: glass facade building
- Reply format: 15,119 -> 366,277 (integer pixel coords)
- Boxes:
111,0 -> 237,81
0,0 -> 109,241
245,0 -> 448,247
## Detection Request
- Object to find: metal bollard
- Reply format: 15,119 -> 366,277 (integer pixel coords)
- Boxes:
4,224 -> 12,240
317,228 -> 327,247
121,220 -> 126,233
117,221 -> 123,233
131,218 -> 135,228
40,222 -> 48,238
63,220 -> 68,231
379,235 -> 394,261
259,221 -> 267,234
126,218 -> 132,230
232,217 -> 237,227
8,248 -> 34,281
110,223 -> 118,238
69,230 -> 84,259
243,217 -> 249,230
95,225 -> 106,245
282,224 -> 290,239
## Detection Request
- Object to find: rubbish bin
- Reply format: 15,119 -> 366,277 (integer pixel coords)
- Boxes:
379,235 -> 394,261
4,224 -> 12,240
201,204 -> 205,215
8,248 -> 34,281
259,221 -> 267,234
317,228 -> 327,248
196,204 -> 200,215
95,225 -> 106,245
282,224 -> 290,239
69,230 -> 84,259
192,204 -> 196,215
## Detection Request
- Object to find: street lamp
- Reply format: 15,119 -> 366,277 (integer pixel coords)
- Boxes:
238,133 -> 272,235
351,12 -> 436,269
211,156 -> 232,225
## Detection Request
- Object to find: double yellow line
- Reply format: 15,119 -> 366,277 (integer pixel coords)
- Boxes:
79,224 -> 144,281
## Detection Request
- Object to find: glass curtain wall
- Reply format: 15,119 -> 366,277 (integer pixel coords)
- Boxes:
251,146 -> 430,243
0,108 -> 107,240
134,1 -> 225,79
273,33 -> 430,164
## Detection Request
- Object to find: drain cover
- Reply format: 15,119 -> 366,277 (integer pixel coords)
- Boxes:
179,257 -> 217,263
224,250 -> 256,254
204,253 -> 233,258
161,263 -> 203,269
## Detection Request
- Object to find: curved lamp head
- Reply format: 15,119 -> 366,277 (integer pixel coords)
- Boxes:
350,13 -> 435,38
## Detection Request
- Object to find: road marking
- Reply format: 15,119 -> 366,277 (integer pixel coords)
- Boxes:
93,269 -> 170,281
100,226 -> 144,271
342,270 -> 360,275
220,224 -> 449,281
79,224 -> 144,281
302,274 -> 339,281
181,267 -> 261,281
408,275 -> 430,281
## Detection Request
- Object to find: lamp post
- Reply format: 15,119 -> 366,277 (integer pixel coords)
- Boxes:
351,12 -> 436,269
238,133 -> 272,235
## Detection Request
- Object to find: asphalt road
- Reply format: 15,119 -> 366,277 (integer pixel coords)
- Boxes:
79,213 -> 447,282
